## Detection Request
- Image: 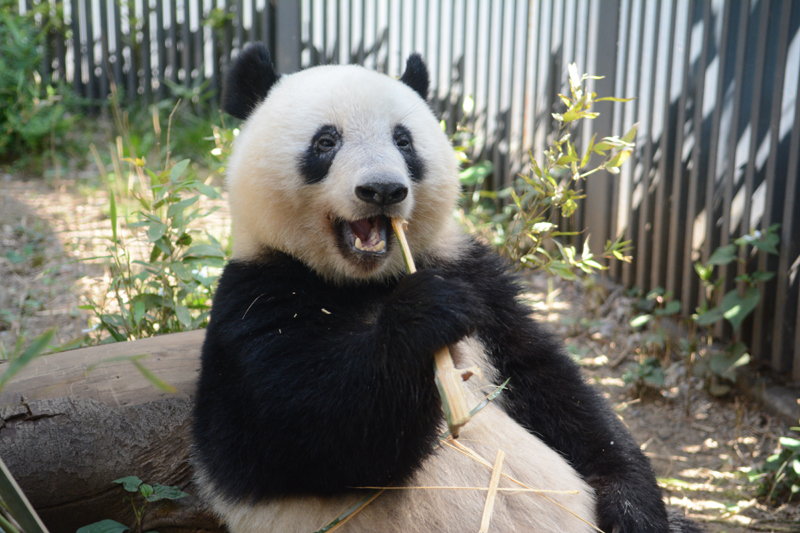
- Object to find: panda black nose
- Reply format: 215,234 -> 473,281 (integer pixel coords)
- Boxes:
355,182 -> 408,206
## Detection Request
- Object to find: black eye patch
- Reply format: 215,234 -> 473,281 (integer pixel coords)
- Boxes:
393,125 -> 425,182
299,125 -> 342,184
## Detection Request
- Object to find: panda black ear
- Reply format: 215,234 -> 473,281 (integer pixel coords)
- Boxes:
222,42 -> 281,120
400,53 -> 429,101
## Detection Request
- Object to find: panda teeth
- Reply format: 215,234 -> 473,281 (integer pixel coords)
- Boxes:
353,236 -> 386,253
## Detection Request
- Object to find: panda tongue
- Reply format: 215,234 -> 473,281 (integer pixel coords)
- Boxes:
350,218 -> 374,242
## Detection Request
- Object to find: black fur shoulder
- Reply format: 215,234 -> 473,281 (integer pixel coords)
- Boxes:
193,251 -> 488,501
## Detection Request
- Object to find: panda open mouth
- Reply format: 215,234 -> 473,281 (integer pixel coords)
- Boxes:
345,216 -> 388,253
334,215 -> 390,261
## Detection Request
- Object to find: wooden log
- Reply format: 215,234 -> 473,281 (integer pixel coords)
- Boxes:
0,330 -> 222,533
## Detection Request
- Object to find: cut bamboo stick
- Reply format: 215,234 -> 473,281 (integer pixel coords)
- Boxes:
479,450 -> 505,533
391,218 -> 472,437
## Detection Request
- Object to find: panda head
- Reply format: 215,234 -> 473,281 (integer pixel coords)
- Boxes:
223,43 -> 464,283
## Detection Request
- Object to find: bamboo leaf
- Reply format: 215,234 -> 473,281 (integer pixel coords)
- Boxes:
0,329 -> 55,392
169,159 -> 191,183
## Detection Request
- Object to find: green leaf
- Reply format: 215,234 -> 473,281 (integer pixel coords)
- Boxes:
170,261 -> 192,281
753,232 -> 779,255
606,149 -> 632,169
109,190 -> 118,246
531,159 -> 542,178
146,483 -> 189,502
175,304 -> 192,328
113,476 -> 143,492
167,196 -> 199,219
694,305 -> 725,327
630,314 -> 652,328
139,483 -> 154,498
561,109 -> 582,123
779,437 -> 800,449
621,122 -> 639,145
722,285 -> 760,332
581,133 -> 597,168
707,244 -> 737,265
694,262 -> 713,281
594,96 -> 635,103
750,271 -> 776,283
195,182 -> 223,200
133,300 -> 146,326
555,153 -> 580,166
182,244 -> 226,259
0,329 -> 55,392
655,300 -> 681,316
132,360 -> 177,393
169,159 -> 191,183
146,222 -> 168,243
709,350 -> 750,380
459,160 -> 493,186
77,519 -> 131,533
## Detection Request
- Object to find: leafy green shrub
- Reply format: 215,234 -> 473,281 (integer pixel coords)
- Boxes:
622,356 -> 665,394
752,419 -> 800,506
78,476 -> 188,533
82,157 -> 226,342
458,64 -> 634,279
693,225 -> 780,332
623,227 -> 780,398
689,226 -> 780,395
0,0 -> 78,165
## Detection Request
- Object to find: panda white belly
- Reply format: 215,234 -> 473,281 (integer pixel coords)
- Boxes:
197,340 -> 597,533
200,408 -> 595,533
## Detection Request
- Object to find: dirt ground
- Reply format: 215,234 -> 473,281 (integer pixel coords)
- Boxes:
1,173 -> 799,532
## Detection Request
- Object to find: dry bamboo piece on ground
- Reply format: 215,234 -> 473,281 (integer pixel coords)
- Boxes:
391,218 -> 472,437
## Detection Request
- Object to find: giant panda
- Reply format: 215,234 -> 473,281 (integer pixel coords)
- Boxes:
192,42 -> 703,533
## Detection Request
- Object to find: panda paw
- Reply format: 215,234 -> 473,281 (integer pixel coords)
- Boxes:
382,269 -> 488,353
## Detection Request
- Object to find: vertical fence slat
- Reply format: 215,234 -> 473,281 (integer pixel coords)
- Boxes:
54,0 -> 67,83
717,0 -> 751,328
168,0 -> 177,85
680,0 -> 711,317
69,0 -> 83,96
740,0 -> 772,357
702,0 -> 732,269
617,0 -> 641,286
753,0 -> 792,370
650,0 -> 678,290
777,2 -> 800,381
156,0 -> 166,100
85,0 -> 98,102
633,0 -> 661,291
666,0 -> 693,308
141,0 -> 152,103
98,0 -> 109,100
584,0 -> 620,259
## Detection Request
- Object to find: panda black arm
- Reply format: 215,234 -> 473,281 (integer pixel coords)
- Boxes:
193,255 -> 487,502
430,240 -> 673,533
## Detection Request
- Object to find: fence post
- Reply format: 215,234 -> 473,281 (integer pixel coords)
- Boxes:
275,0 -> 301,73
584,0 -> 620,256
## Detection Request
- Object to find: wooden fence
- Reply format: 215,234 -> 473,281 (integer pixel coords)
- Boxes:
27,0 -> 800,381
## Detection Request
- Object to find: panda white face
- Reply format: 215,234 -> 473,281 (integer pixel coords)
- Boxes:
226,62 -> 464,283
